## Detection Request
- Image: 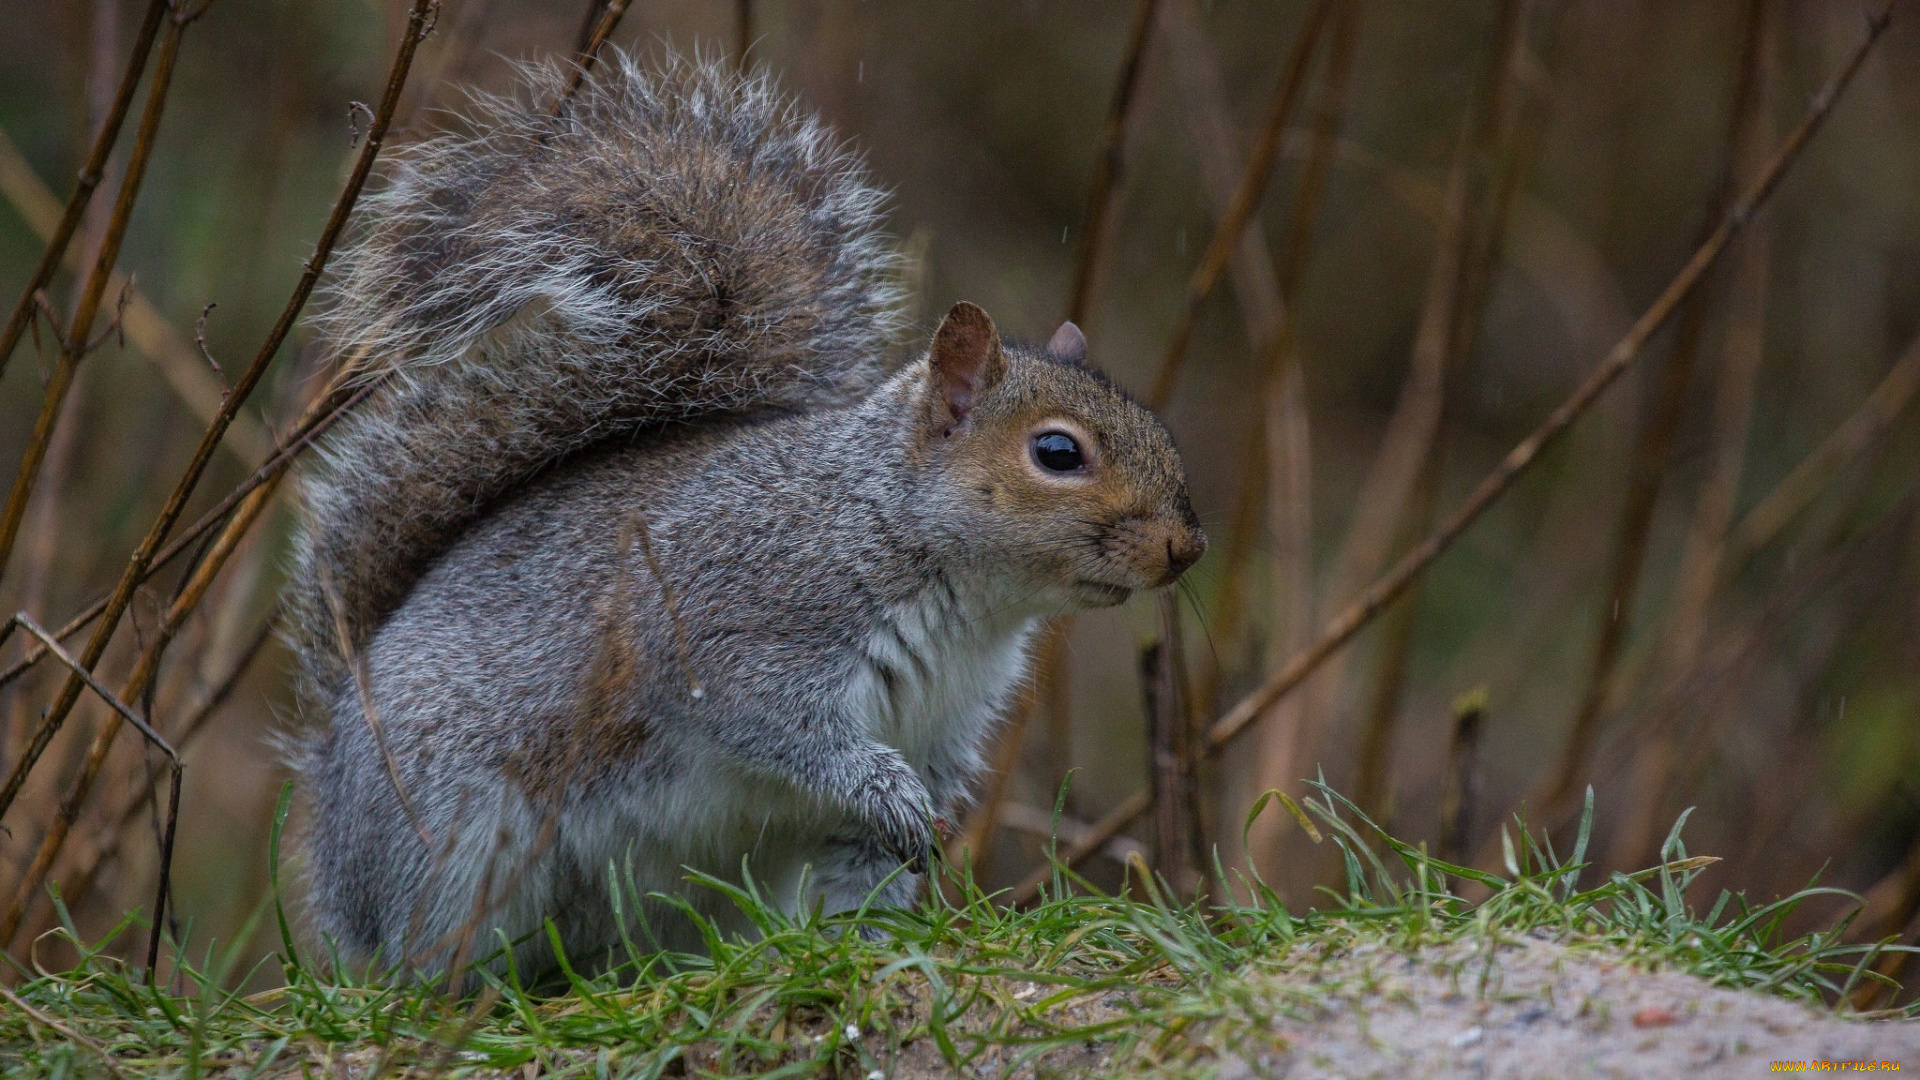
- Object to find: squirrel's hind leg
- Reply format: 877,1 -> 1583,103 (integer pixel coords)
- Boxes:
805,834 -> 925,936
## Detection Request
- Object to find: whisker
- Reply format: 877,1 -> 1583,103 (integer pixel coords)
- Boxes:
1176,577 -> 1224,683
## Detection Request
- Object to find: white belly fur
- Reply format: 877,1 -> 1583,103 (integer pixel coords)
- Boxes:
846,590 -> 1040,784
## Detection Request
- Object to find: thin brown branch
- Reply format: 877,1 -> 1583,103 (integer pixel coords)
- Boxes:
1,16 -> 435,962
1607,2 -> 1778,869
1241,0 -> 1358,868
1468,467 -> 1916,877
1645,487 -> 1915,839
1307,0 -> 1533,739
59,613 -> 277,921
1350,0 -> 1542,823
0,373 -> 381,695
0,0 -> 167,385
143,759 -> 182,977
1850,808 -> 1920,1009
1300,135 -> 1469,709
1437,688 -> 1487,865
1723,330 -> 1920,570
0,126 -> 272,461
0,4 -> 198,583
2,515 -> 240,950
1192,437 -> 1265,719
0,0 -> 437,824
1349,459 -> 1435,824
573,0 -> 611,57
995,801 -> 1147,865
1146,0 -> 1337,407
1155,0 -> 1323,721
8,615 -> 175,763
1,378 -> 347,949
1612,319 -> 1919,870
1064,0 -> 1159,327
559,0 -> 634,105
1016,0 -> 1163,844
1007,788 -> 1151,906
735,0 -> 753,71
1144,591 -> 1203,896
1206,0 -> 1893,754
1037,623 -> 1076,821
435,807 -> 567,981
0,982 -> 131,1080
1548,0 -> 1770,805
0,612 -> 182,956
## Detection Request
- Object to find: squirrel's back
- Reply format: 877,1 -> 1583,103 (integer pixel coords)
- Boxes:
290,53 -> 904,702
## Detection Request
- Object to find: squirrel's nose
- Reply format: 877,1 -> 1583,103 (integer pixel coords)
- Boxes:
1159,527 -> 1207,585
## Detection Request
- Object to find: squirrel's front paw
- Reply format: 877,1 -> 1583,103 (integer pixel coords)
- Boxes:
858,758 -> 936,874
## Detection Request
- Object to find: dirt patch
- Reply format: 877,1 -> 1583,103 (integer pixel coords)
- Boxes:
1212,936 -> 1920,1079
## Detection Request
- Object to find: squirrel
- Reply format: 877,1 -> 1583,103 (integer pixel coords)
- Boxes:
288,53 -> 1205,977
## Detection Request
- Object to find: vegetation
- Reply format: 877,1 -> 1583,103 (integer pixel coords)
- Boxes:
3,786 -> 1904,1078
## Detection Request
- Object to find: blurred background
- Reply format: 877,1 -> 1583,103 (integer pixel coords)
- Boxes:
1,0 -> 1919,995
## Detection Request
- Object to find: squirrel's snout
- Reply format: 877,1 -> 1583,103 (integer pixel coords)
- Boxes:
1157,527 -> 1208,586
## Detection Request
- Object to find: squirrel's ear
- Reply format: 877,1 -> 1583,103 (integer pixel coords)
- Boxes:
1046,321 -> 1088,364
927,301 -> 1006,438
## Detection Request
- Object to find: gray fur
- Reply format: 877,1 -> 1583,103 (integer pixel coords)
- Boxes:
291,55 -> 1203,978
291,52 -> 904,700
306,374 -> 1035,970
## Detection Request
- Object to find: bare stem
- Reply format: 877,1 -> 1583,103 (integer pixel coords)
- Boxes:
1547,0 -> 1771,808
559,0 -> 634,105
0,374 -> 382,694
1007,789 -> 1151,906
0,0 -> 437,832
1063,0 -> 1160,327
1146,0 -> 1336,408
1206,0 -> 1895,754
0,0 -> 167,384
0,6 -> 196,584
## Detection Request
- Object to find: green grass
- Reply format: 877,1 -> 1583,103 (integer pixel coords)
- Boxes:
2,783 -> 1908,1078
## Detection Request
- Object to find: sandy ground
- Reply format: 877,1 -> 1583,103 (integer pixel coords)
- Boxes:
1213,936 -> 1920,1079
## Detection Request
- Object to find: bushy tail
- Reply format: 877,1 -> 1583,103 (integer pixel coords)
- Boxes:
289,52 -> 904,702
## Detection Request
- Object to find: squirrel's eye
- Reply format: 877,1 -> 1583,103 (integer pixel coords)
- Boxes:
1032,431 -> 1086,473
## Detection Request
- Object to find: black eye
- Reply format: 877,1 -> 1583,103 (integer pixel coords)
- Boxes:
1032,431 -> 1085,473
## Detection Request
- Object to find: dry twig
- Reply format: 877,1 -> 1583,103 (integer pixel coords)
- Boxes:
1147,0 -> 1337,407
58,615 -> 278,918
1064,0 -> 1160,327
1007,789 -> 1151,906
0,982 -> 131,1080
0,2 -> 201,581
0,615 -> 181,974
1606,0 -> 1779,868
1438,688 -> 1487,865
559,0 -> 634,105
1548,0 -> 1772,806
0,125 -> 274,461
1205,0 -> 1894,755
1351,0 -> 1545,823
0,374 -> 383,695
0,0 -> 441,939
0,0 -> 168,384
1722,331 -> 1920,569
1144,591 -> 1204,897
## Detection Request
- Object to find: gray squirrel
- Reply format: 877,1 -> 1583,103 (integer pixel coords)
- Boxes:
288,53 -> 1205,976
